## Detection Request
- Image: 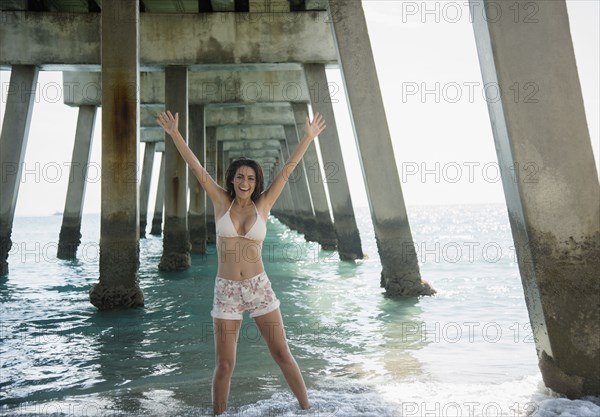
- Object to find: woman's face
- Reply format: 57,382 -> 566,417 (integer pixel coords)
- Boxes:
232,165 -> 257,199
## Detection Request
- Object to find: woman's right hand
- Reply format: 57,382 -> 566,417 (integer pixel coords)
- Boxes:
156,110 -> 179,136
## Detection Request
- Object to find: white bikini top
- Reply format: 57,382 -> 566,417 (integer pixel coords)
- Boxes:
216,201 -> 267,241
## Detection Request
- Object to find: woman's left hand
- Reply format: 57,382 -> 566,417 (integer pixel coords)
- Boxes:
305,112 -> 326,140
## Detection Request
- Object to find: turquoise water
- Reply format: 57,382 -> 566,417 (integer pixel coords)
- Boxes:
1,205 -> 598,416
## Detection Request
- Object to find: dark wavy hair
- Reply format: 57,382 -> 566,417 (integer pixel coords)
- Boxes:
225,157 -> 264,201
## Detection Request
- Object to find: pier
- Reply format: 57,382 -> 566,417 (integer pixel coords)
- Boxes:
0,0 -> 598,399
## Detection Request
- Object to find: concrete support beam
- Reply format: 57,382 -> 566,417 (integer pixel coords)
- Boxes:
225,149 -> 280,159
140,103 -> 296,127
140,128 -> 288,145
63,70 -> 311,106
205,103 -> 295,126
221,139 -> 281,151
271,145 -> 296,226
141,128 -> 164,142
150,153 -> 165,236
159,66 -> 191,271
471,0 -> 599,397
222,149 -> 230,182
57,105 -> 97,259
216,125 -> 285,141
328,0 -> 433,296
227,155 -> 278,166
249,0 -> 289,12
217,140 -> 225,186
211,0 -> 235,12
0,65 -> 38,276
283,125 -> 316,240
205,126 -> 217,244
291,103 -> 336,250
139,142 -> 155,238
89,0 -> 144,309
274,139 -> 301,229
188,105 -> 207,254
304,63 -> 363,260
0,11 -> 336,66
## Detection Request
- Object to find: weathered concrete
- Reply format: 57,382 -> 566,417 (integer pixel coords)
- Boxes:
140,103 -> 296,128
0,0 -> 327,13
205,126 -> 217,244
159,66 -> 191,271
249,0 -> 289,12
328,0 -> 433,297
221,139 -> 282,151
471,0 -> 599,397
274,139 -> 301,229
216,125 -> 285,141
150,152 -> 165,236
222,149 -> 230,183
139,142 -> 156,238
271,146 -> 297,227
205,103 -> 295,126
217,140 -> 224,186
63,70 -> 312,106
291,103 -> 336,250
57,105 -> 97,259
0,65 -> 38,275
283,124 -> 316,240
89,0 -> 144,309
188,105 -> 207,254
0,11 -> 336,67
141,126 -> 290,143
304,63 -> 363,260
223,149 -> 280,159
141,127 -> 164,142
227,155 -> 278,166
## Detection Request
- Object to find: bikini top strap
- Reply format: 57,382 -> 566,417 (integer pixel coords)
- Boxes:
252,201 -> 265,221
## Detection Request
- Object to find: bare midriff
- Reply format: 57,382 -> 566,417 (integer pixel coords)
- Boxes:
216,236 -> 264,280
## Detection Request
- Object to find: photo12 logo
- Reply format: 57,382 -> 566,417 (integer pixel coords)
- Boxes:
400,1 -> 540,24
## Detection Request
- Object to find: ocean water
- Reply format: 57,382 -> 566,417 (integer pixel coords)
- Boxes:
1,204 -> 599,417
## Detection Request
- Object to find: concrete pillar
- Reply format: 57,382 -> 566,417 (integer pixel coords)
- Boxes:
270,147 -> 283,217
304,63 -> 364,260
328,0 -> 433,297
217,140 -> 224,186
471,0 -> 599,397
0,65 -> 38,276
188,105 -> 206,255
150,152 -> 165,236
222,149 -> 230,185
276,138 -> 300,229
283,125 -> 316,239
89,0 -> 144,309
205,126 -> 217,244
159,66 -> 191,271
271,146 -> 295,224
57,105 -> 97,259
291,103 -> 336,250
139,142 -> 155,238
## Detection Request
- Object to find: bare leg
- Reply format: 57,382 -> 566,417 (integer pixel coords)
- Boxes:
212,318 -> 242,415
254,308 -> 310,409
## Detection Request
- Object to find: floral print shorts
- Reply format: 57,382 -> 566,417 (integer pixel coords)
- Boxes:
210,272 -> 280,320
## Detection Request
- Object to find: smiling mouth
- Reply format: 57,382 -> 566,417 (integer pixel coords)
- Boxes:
239,187 -> 249,192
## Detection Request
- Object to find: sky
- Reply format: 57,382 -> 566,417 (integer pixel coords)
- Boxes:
0,0 -> 598,216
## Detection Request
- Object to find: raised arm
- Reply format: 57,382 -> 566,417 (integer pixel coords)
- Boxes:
156,111 -> 229,209
261,112 -> 326,210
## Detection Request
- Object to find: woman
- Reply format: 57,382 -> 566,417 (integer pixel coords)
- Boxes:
156,110 -> 326,415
